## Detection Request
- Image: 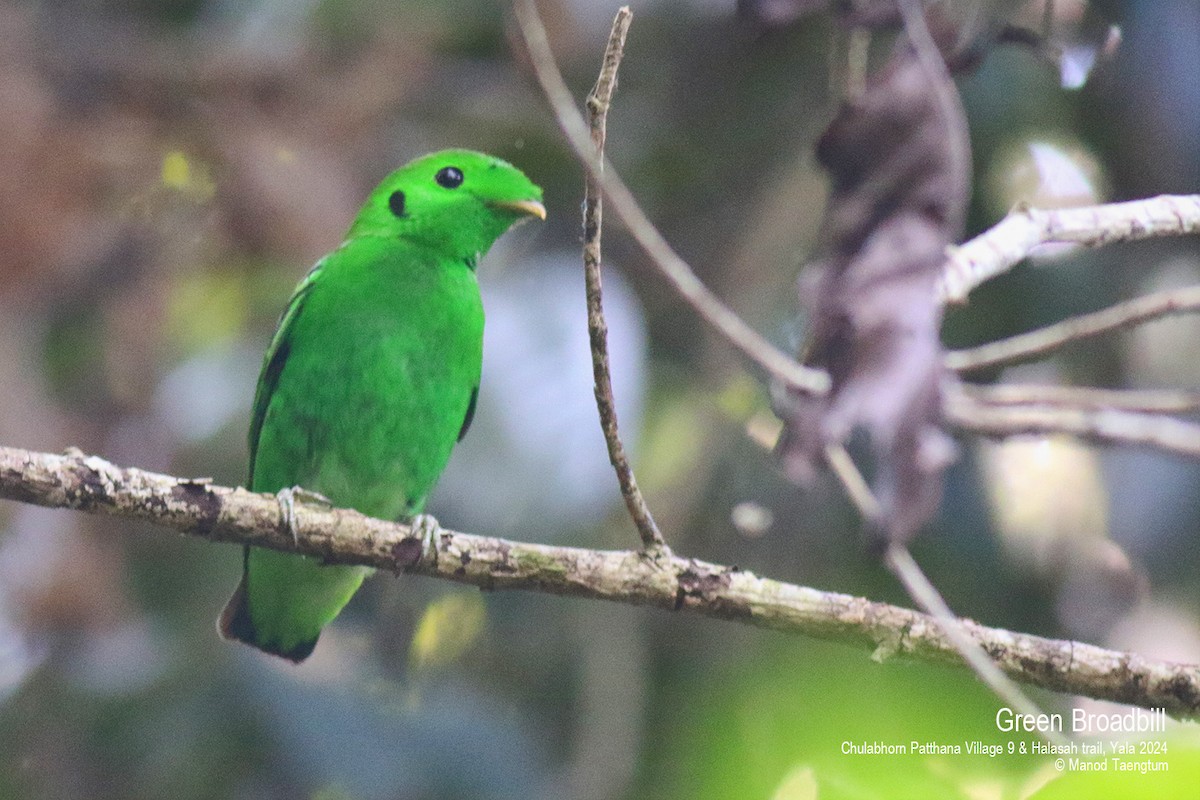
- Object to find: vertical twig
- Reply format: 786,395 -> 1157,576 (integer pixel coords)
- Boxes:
845,26 -> 872,100
511,0 -> 830,397
582,7 -> 668,555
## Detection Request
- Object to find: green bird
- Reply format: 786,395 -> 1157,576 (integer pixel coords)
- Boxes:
219,149 -> 545,662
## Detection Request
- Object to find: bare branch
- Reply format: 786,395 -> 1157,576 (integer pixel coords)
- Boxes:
824,443 -> 882,521
946,389 -> 1200,458
938,194 -> 1200,303
2,444 -> 1198,715
963,383 -> 1200,414
511,0 -> 830,397
948,285 -> 1200,372
581,7 -> 667,555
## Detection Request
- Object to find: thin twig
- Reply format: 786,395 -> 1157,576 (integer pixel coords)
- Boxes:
582,8 -> 667,555
884,545 -> 1069,748
825,441 -> 1069,745
1042,0 -> 1056,40
946,389 -> 1200,457
845,27 -> 871,100
828,24 -> 871,102
897,0 -> 971,230
823,444 -> 881,521
947,285 -> 1200,372
963,383 -> 1200,414
2,444 -> 1197,716
938,194 -> 1200,303
511,0 -> 830,397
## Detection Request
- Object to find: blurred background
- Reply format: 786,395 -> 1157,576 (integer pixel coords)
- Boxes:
0,0 -> 1198,798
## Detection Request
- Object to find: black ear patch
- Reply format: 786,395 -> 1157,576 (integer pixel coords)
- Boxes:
388,190 -> 407,217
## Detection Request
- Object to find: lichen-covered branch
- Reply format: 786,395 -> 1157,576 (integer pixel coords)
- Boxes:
937,194 -> 1200,303
2,444 -> 1198,717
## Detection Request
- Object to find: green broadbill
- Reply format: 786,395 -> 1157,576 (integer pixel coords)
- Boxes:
219,149 -> 545,662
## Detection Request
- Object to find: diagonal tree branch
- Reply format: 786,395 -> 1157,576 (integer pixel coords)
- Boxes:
945,389 -> 1200,457
947,285 -> 1200,372
962,383 -> 1200,414
2,443 -> 1198,717
937,194 -> 1200,304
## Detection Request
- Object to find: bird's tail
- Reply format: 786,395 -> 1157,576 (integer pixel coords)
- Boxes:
218,546 -> 368,663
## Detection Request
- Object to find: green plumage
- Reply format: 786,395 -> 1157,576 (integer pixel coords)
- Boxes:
219,150 -> 544,661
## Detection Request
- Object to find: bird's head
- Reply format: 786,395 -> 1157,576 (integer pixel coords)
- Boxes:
349,149 -> 546,261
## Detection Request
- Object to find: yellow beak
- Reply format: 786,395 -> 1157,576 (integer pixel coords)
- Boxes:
489,199 -> 547,221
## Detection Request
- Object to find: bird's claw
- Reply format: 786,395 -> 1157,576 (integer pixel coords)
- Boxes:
411,514 -> 440,544
276,486 -> 332,547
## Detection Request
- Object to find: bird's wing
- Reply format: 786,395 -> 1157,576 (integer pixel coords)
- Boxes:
247,259 -> 324,485
457,386 -> 479,442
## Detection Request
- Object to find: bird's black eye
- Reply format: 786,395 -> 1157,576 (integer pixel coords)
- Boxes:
435,166 -> 464,189
388,190 -> 406,217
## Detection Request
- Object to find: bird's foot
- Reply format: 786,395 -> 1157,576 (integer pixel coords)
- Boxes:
276,486 -> 333,547
406,514 -> 442,561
